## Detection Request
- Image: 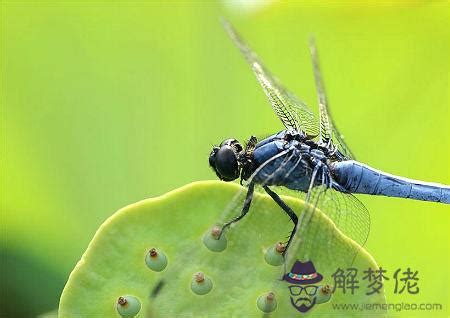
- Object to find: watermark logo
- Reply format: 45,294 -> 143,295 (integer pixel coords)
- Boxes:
280,262 -> 433,314
282,260 -> 332,313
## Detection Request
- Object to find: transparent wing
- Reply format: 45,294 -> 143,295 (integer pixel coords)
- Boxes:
317,190 -> 370,253
287,185 -> 370,269
309,38 -> 356,160
223,19 -> 319,139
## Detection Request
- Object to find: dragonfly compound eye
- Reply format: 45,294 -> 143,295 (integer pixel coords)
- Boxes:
209,147 -> 219,168
215,145 -> 239,181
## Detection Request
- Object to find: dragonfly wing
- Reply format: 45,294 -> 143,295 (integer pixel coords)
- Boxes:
286,185 -> 370,268
316,189 -> 370,252
309,38 -> 356,159
223,19 -> 319,139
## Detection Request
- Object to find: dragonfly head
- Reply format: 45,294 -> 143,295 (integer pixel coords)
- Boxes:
209,138 -> 243,182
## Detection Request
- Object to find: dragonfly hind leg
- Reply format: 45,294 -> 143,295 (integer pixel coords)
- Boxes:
263,186 -> 298,254
219,182 -> 255,238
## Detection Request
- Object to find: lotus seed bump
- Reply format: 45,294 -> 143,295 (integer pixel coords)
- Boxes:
321,284 -> 331,294
264,243 -> 285,266
203,226 -> 227,252
256,292 -> 277,313
145,248 -> 168,271
116,295 -> 141,318
191,272 -> 213,295
211,226 -> 221,238
117,296 -> 127,306
315,285 -> 333,304
275,242 -> 286,253
195,272 -> 205,283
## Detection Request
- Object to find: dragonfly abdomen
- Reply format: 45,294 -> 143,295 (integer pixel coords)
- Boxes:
331,160 -> 450,204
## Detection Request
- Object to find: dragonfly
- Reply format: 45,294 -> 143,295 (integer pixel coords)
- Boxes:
208,21 -> 450,263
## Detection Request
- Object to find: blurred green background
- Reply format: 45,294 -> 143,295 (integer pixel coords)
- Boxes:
1,1 -> 449,317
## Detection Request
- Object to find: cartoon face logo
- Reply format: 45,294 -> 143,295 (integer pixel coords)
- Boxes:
288,284 -> 318,313
282,260 -> 332,313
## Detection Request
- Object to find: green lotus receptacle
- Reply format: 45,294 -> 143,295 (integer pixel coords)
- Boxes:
59,181 -> 386,317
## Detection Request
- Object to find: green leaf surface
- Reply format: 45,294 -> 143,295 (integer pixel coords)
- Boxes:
59,181 -> 386,317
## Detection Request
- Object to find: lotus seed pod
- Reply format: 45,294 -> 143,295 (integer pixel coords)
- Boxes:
256,292 -> 277,313
145,248 -> 168,272
264,242 -> 285,266
116,295 -> 141,318
202,226 -> 227,252
59,181 -> 386,317
190,272 -> 213,295
315,284 -> 333,304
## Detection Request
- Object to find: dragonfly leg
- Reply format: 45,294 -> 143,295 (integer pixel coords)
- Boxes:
220,182 -> 255,237
263,186 -> 298,254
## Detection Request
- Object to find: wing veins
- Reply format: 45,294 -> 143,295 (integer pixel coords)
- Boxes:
223,19 -> 319,138
309,38 -> 356,159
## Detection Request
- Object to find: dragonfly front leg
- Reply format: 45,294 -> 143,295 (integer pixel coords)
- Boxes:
220,182 -> 255,237
263,186 -> 298,254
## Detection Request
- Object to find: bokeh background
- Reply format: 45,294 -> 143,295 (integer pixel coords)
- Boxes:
2,1 -> 449,317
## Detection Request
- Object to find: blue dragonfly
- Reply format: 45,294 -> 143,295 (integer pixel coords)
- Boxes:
209,21 -> 450,262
